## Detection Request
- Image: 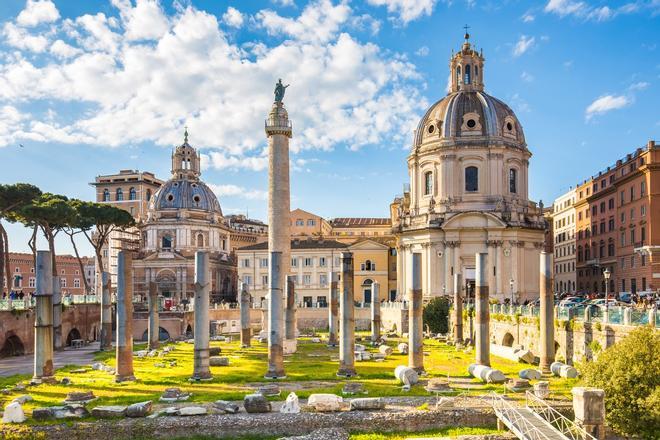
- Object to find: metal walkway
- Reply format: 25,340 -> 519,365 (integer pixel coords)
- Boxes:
491,391 -> 597,440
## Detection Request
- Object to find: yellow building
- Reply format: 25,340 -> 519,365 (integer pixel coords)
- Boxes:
289,208 -> 333,237
350,239 -> 391,302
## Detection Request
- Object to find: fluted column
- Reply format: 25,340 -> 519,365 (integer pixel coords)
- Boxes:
115,250 -> 135,382
147,281 -> 159,350
409,252 -> 424,373
475,252 -> 490,366
33,250 -> 54,383
100,272 -> 112,350
540,251 -> 555,373
337,252 -> 356,377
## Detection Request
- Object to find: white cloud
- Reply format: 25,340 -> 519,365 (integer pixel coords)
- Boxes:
208,183 -> 267,200
222,7 -> 244,28
366,0 -> 438,24
544,0 -> 655,21
513,35 -> 535,57
0,0 -> 426,171
415,46 -> 429,56
585,95 -> 630,120
544,0 -> 587,17
16,0 -> 60,27
273,0 -> 296,6
2,23 -> 49,52
111,0 -> 169,41
0,106 -> 28,147
628,81 -> 649,91
521,12 -> 535,22
520,71 -> 534,82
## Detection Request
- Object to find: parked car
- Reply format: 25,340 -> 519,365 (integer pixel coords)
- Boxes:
586,298 -> 620,308
558,296 -> 587,307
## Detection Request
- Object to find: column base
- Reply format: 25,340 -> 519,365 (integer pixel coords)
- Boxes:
337,367 -> 357,378
148,341 -> 160,350
240,329 -> 252,347
190,373 -> 213,382
264,371 -> 286,380
115,374 -> 136,383
411,366 -> 426,375
31,376 -> 57,385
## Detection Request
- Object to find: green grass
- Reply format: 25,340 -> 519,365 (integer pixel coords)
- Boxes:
0,334 -> 577,427
350,426 -> 501,439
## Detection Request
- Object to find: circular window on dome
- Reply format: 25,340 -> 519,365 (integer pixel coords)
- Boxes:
167,194 -> 174,202
193,195 -> 201,204
173,182 -> 179,187
191,183 -> 198,188
467,119 -> 476,129
506,122 -> 513,131
428,124 -> 435,134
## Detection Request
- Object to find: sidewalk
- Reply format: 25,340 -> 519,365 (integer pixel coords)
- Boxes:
0,342 -> 100,377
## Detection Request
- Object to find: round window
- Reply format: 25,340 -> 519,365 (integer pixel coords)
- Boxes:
428,124 -> 435,134
467,119 -> 476,128
506,122 -> 513,131
173,182 -> 179,187
167,194 -> 174,202
193,195 -> 201,203
191,183 -> 198,188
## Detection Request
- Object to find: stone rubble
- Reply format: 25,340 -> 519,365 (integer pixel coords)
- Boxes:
64,391 -> 96,404
244,393 -> 271,413
278,427 -> 350,440
257,384 -> 281,396
126,400 -> 152,418
213,400 -> 240,414
159,388 -> 191,402
349,397 -> 384,411
90,405 -> 128,419
280,392 -> 301,414
397,343 -> 409,354
307,394 -> 343,412
341,382 -> 365,395
178,406 -> 208,416
519,369 -> 542,381
209,356 -> 230,367
2,401 -> 26,423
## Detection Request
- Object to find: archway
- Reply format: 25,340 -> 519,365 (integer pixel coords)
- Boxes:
66,328 -> 82,346
362,279 -> 373,304
0,334 -> 25,358
185,324 -> 193,338
502,332 -> 514,347
140,327 -> 171,342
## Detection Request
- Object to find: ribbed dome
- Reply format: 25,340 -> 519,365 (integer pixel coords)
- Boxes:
151,179 -> 222,215
413,90 -> 526,149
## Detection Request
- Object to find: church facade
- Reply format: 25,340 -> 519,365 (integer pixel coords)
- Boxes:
393,34 -> 546,302
132,131 -> 237,305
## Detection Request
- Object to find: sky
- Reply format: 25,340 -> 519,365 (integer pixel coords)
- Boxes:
0,0 -> 658,256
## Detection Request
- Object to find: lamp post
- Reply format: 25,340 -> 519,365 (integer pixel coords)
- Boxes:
509,278 -> 515,310
603,267 -> 611,321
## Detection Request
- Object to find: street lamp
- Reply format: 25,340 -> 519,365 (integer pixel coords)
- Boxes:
509,278 -> 515,308
603,267 -> 611,318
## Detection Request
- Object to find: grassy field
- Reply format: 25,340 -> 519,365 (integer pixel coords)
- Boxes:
0,334 -> 578,426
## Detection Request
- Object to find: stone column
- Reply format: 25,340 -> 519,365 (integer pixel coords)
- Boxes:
147,281 -> 159,350
337,252 -> 356,377
327,271 -> 339,347
453,273 -> 463,343
192,251 -> 212,381
495,242 -> 502,298
371,281 -> 381,342
239,282 -> 251,348
100,271 -> 112,350
572,387 -> 606,440
52,275 -> 62,350
475,252 -> 490,366
396,246 -> 403,297
409,252 -> 424,373
284,275 -> 297,352
115,250 -> 135,382
444,244 -> 453,295
33,250 -> 54,383
539,251 -> 555,373
265,251 -> 285,379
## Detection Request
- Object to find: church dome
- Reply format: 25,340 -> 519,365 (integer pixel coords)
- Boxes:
413,90 -> 526,149
151,179 -> 222,214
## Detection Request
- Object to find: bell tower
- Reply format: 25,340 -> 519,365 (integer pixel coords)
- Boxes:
449,26 -> 485,93
171,127 -> 201,180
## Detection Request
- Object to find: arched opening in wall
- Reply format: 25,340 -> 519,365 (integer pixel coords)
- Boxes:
465,166 -> 478,192
502,332 -> 514,347
185,324 -> 193,338
0,334 -> 25,358
66,328 -> 82,346
129,187 -> 137,200
140,327 -> 171,342
362,278 -> 374,304
197,233 -> 204,248
464,64 -> 471,84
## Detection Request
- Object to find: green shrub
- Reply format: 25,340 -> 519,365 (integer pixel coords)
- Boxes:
582,326 -> 660,438
423,297 -> 450,334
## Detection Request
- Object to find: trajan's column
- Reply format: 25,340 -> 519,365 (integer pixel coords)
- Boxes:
265,79 -> 292,379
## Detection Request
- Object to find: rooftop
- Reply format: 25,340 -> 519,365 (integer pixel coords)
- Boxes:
237,238 -> 348,252
330,218 -> 391,227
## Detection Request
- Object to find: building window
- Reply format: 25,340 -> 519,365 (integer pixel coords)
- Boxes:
620,190 -> 625,205
295,219 -> 304,226
464,64 -> 471,84
631,229 -> 636,244
74,279 -> 80,288
424,171 -> 433,196
146,189 -> 152,201
608,243 -> 615,257
103,189 -> 110,202
242,258 -> 250,268
116,188 -> 123,201
261,275 -> 268,287
242,275 -> 252,286
307,219 -> 316,226
197,233 -> 204,247
608,198 -> 614,209
608,218 -> 614,231
260,258 -> 268,268
641,205 -> 647,216
319,257 -> 327,267
303,258 -> 313,267
641,227 -> 646,244
303,274 -> 311,285
60,278 -> 66,288
29,277 -> 36,288
291,258 -> 298,268
319,273 -> 328,287
630,186 -> 635,201
509,168 -> 517,194
465,166 -> 478,192
129,187 -> 137,200
620,232 -> 625,247
162,235 -> 172,249
641,181 -> 647,197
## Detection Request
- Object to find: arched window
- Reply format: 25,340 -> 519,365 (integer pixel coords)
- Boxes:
362,260 -> 374,271
162,235 -> 172,249
474,65 -> 479,77
577,246 -> 583,262
129,187 -> 137,200
424,171 -> 433,195
585,247 -> 591,260
456,66 -> 461,84
464,64 -> 471,84
197,233 -> 204,248
116,188 -> 123,201
146,189 -> 152,201
465,166 -> 478,192
509,168 -> 518,194
103,189 -> 110,202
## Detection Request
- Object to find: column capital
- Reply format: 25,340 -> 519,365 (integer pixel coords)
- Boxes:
486,240 -> 503,247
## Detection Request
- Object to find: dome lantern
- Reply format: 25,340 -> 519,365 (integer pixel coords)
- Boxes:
171,127 -> 201,180
449,26 -> 484,93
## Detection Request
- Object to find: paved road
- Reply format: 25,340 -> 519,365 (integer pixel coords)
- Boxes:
0,342 -> 100,377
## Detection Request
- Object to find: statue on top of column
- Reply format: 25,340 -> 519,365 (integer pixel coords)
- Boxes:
274,78 -> 289,103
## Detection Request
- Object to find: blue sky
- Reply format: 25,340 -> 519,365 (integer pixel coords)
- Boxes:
0,0 -> 658,255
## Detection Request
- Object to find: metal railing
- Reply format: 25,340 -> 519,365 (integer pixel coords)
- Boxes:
525,391 -> 597,440
491,392 -> 555,440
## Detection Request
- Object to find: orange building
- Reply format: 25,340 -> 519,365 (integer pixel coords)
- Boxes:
2,253 -> 93,296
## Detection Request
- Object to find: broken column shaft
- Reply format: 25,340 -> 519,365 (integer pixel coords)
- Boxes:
409,252 -> 424,373
327,271 -> 339,347
285,275 -> 297,341
337,252 -> 356,377
539,251 -> 555,373
147,281 -> 159,350
475,252 -> 490,366
265,251 -> 285,379
371,281 -> 381,342
453,273 -> 463,343
33,250 -> 54,382
192,251 -> 212,380
239,282 -> 251,348
115,250 -> 135,382
100,271 -> 113,350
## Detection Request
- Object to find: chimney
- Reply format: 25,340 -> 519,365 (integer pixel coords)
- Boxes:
648,140 -> 656,149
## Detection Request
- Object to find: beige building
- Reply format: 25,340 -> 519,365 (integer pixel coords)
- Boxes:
290,209 -> 332,237
393,33 -> 546,302
551,189 -> 577,295
237,237 -> 393,306
92,169 -> 163,221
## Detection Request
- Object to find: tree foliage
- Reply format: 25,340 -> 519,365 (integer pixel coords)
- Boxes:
582,326 -> 660,438
423,297 -> 450,334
